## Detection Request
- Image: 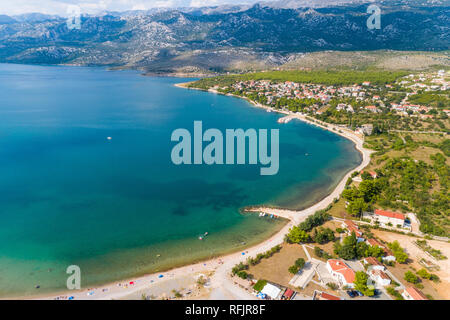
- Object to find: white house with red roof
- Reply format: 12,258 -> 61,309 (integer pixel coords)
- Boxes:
341,220 -> 365,242
363,209 -> 407,229
362,257 -> 385,271
402,287 -> 428,300
368,269 -> 391,287
373,209 -> 406,226
360,170 -> 378,179
326,259 -> 355,288
366,238 -> 396,262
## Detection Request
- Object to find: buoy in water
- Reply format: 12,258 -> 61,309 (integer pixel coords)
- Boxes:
107,137 -> 112,140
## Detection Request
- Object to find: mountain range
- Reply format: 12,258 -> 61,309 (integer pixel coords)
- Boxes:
0,0 -> 448,75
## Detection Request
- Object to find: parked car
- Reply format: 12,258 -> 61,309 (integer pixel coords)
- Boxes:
355,290 -> 364,296
346,290 -> 356,298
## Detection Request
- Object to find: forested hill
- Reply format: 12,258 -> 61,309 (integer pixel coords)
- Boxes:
190,71 -> 409,89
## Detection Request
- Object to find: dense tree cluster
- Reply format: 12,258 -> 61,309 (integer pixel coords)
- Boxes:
312,227 -> 335,244
298,210 -> 331,232
333,233 -> 384,260
354,271 -> 375,296
342,178 -> 384,217
288,258 -> 306,274
387,241 -> 409,263
190,71 -> 407,89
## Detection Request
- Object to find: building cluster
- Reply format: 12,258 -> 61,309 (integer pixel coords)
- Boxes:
228,79 -> 383,114
222,70 -> 449,124
246,211 -> 427,301
390,70 -> 450,118
398,70 -> 449,92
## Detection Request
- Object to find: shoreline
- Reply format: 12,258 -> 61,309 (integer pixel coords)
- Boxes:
22,80 -> 372,300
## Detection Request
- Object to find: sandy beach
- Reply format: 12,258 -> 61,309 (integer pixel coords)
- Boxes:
27,82 -> 372,301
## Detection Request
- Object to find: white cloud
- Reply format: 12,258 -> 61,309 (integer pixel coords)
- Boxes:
0,0 -> 259,16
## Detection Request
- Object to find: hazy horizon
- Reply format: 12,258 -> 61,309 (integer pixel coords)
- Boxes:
0,0 -> 261,16
0,0 -> 380,16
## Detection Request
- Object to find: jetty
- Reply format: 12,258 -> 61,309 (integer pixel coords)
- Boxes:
277,115 -> 295,124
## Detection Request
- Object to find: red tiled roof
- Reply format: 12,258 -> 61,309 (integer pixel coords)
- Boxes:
367,238 -> 384,248
378,270 -> 390,280
374,209 -> 405,220
344,220 -> 362,237
371,269 -> 390,280
364,256 -> 383,266
319,292 -> 342,300
327,260 -> 355,284
284,289 -> 294,299
344,220 -> 357,228
405,287 -> 428,300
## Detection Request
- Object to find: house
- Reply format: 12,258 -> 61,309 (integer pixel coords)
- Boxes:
382,249 -> 397,262
366,238 -> 396,262
281,288 -> 295,300
402,287 -> 428,300
326,259 -> 355,288
369,269 -> 391,287
373,209 -> 406,227
367,238 -> 384,248
313,290 -> 343,300
260,283 -> 282,300
364,105 -> 379,113
360,170 -> 377,179
342,220 -> 364,242
362,257 -> 385,271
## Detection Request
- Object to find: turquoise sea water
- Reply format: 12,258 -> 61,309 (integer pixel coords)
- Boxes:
0,64 -> 361,297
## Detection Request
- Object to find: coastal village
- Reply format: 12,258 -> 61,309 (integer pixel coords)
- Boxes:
46,70 -> 449,301
222,70 -> 449,125
208,70 -> 449,301
227,209 -> 448,301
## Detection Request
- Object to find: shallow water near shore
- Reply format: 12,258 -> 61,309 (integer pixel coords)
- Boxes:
0,64 -> 361,297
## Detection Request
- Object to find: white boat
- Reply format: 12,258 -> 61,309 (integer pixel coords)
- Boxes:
199,232 -> 208,240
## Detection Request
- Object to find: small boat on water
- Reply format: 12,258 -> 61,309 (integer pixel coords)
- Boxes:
198,232 -> 209,240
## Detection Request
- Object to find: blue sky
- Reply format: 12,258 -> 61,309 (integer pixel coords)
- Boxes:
0,0 -> 262,15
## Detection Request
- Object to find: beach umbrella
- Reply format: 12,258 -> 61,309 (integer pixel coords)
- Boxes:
158,274 -> 164,278
68,296 -> 74,300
